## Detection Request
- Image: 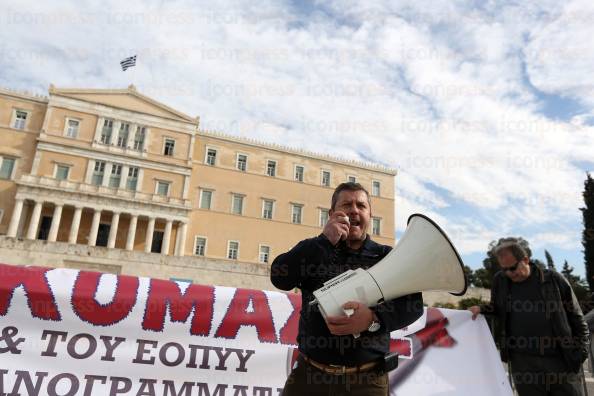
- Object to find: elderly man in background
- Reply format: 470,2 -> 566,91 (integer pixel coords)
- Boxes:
469,238 -> 589,395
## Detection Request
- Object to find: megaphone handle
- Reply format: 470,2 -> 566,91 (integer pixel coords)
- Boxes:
343,308 -> 360,338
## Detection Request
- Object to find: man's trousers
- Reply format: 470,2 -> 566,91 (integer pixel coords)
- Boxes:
510,352 -> 584,396
281,356 -> 389,396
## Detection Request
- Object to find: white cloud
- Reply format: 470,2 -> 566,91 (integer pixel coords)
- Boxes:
2,0 -> 593,270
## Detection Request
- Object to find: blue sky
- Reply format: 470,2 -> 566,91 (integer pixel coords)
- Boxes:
1,0 -> 593,277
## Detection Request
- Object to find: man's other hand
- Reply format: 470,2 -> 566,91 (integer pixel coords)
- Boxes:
325,301 -> 374,335
468,305 -> 481,320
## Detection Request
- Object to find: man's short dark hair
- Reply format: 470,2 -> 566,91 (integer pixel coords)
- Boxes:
492,237 -> 530,261
331,182 -> 370,210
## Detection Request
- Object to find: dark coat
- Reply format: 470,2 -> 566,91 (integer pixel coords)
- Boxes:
480,265 -> 589,372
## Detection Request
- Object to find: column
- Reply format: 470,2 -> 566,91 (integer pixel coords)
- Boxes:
182,175 -> 190,200
127,124 -> 137,149
102,163 -> 113,187
188,133 -> 196,161
31,151 -> 42,175
7,198 -> 24,237
175,222 -> 188,257
85,160 -> 95,184
88,209 -> 102,246
107,212 -> 120,248
121,165 -> 129,190
145,217 -> 156,253
126,214 -> 138,251
26,201 -> 43,240
47,204 -> 63,242
161,219 -> 173,255
69,206 -> 83,244
93,117 -> 104,142
110,121 -> 121,146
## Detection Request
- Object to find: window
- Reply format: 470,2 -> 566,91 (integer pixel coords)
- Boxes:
13,110 -> 27,130
117,123 -> 130,148
259,245 -> 270,264
372,181 -> 381,196
320,209 -> 329,227
232,194 -> 244,215
227,241 -> 239,260
55,164 -> 70,180
164,138 -> 175,156
294,165 -> 304,182
133,126 -> 146,151
206,148 -> 217,166
372,217 -> 381,236
348,175 -> 357,183
194,237 -> 206,256
65,119 -> 79,138
236,154 -> 247,171
100,119 -> 113,144
126,167 -> 139,190
321,170 -> 331,187
291,204 -> 303,224
108,164 -> 122,188
266,160 -> 277,177
0,157 -> 16,180
156,181 -> 170,196
200,190 -> 213,209
91,161 -> 105,185
262,199 -> 274,219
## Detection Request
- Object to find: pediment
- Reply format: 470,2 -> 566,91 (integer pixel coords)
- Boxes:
50,86 -> 196,123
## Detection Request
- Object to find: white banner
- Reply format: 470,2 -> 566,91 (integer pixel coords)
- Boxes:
0,264 -> 512,395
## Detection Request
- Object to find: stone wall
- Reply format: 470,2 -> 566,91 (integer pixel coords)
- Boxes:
0,236 -> 274,291
423,287 -> 490,307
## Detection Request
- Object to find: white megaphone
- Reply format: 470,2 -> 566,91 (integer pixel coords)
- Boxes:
310,213 -> 467,319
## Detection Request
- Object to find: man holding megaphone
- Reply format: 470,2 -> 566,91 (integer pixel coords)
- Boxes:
271,182 -> 424,395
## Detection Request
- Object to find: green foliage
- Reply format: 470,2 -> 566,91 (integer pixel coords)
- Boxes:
472,268 -> 492,289
561,260 -> 592,312
545,250 -> 556,271
457,297 -> 484,310
432,302 -> 456,309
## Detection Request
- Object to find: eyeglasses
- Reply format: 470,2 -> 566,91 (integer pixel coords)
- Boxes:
503,262 -> 520,273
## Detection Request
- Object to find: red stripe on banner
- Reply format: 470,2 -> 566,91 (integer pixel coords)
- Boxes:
215,289 -> 278,343
414,308 -> 456,348
142,279 -> 215,336
72,272 -> 139,326
0,264 -> 60,321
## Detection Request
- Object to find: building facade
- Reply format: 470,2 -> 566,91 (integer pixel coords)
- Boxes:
0,85 -> 396,289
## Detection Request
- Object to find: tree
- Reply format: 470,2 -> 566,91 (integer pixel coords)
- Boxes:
582,173 -> 594,292
473,268 -> 492,289
463,265 -> 476,287
545,249 -> 556,271
561,260 -> 591,311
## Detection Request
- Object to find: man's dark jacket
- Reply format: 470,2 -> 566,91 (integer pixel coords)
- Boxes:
270,234 -> 423,365
480,264 -> 589,372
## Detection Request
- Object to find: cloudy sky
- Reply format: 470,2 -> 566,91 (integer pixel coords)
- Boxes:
2,0 -> 593,276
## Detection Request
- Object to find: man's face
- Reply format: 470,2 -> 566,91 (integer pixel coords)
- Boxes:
497,249 -> 530,282
330,189 -> 371,242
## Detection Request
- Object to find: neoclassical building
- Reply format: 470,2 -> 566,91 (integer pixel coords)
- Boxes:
0,85 -> 396,289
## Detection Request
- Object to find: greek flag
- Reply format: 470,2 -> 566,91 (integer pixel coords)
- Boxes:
120,55 -> 137,71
